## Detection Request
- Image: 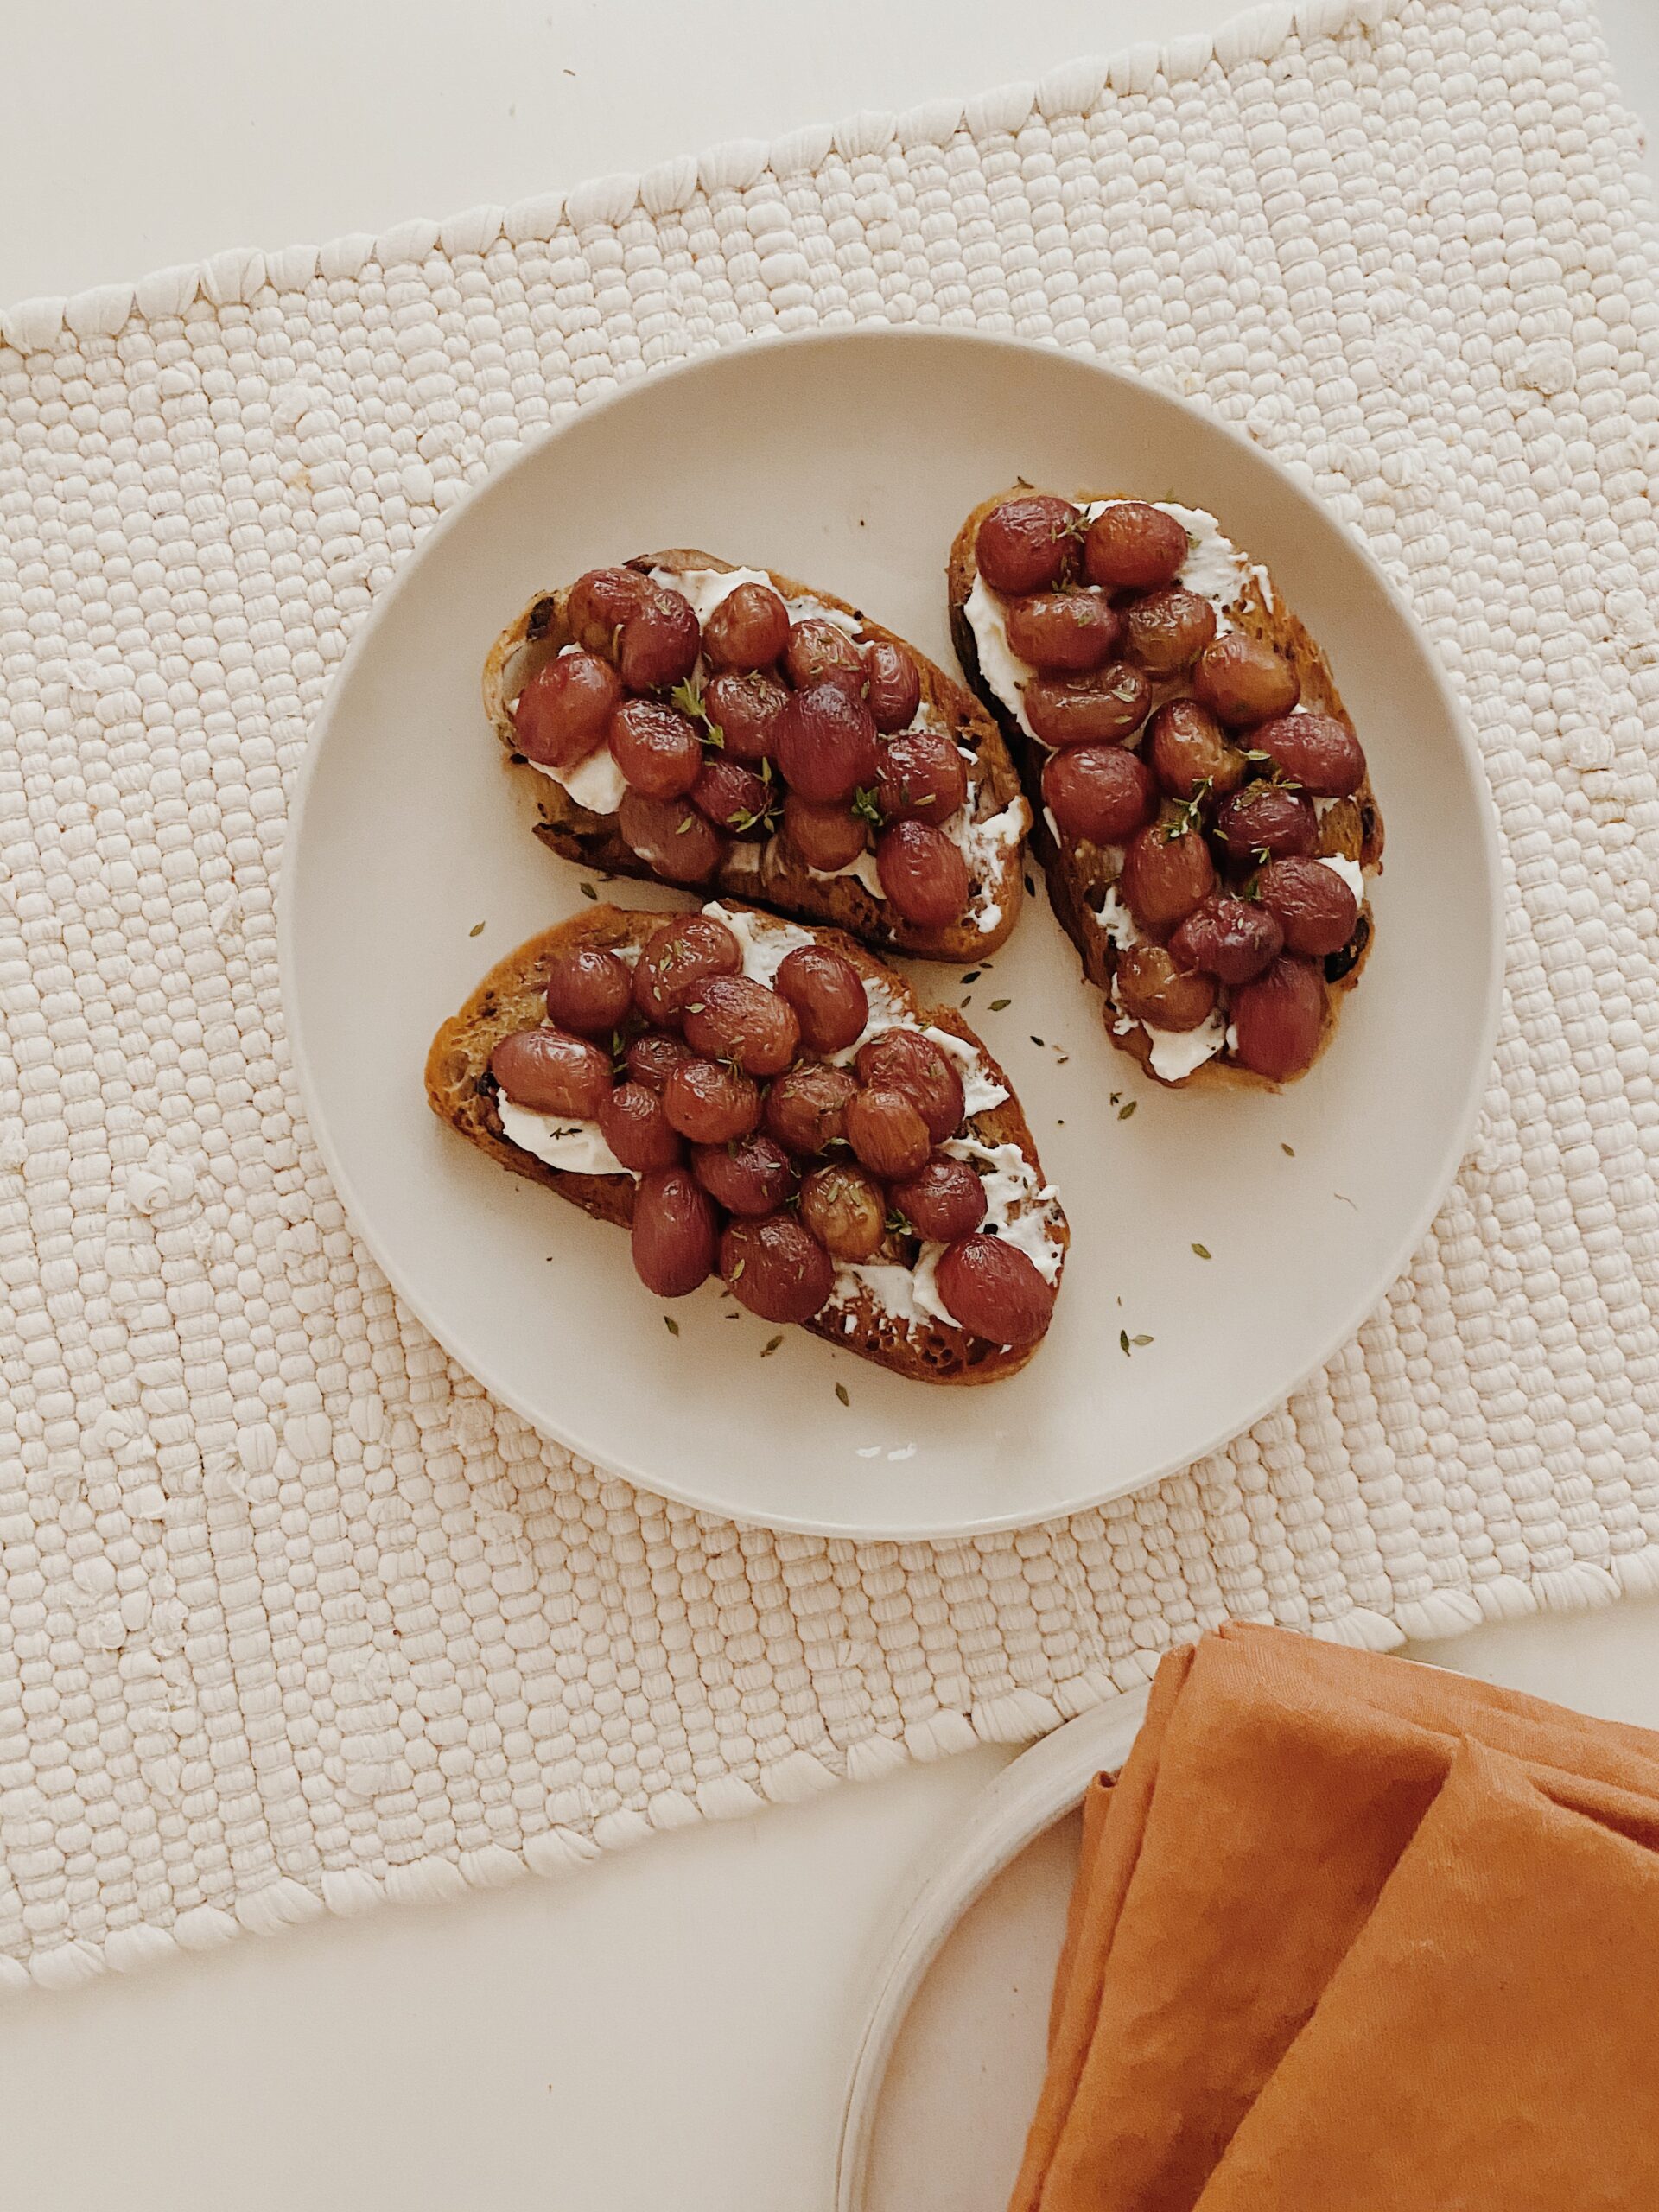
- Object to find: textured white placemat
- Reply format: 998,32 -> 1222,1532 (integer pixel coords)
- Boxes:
2,0 -> 1657,1993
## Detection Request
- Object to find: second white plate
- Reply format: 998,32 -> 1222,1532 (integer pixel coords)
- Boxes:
282,327 -> 1503,1538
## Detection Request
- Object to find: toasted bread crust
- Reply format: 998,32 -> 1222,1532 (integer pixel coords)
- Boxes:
484,550 -> 1027,963
947,489 -> 1383,1090
425,901 -> 1068,1384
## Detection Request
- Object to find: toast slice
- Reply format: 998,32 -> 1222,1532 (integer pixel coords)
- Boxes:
484,550 -> 1030,962
425,899 -> 1068,1384
948,489 -> 1384,1090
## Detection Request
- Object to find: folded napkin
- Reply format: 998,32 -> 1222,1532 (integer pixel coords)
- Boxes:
1012,1622 -> 1659,2212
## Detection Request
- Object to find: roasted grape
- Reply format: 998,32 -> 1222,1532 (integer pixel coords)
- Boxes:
864,640 -> 922,734
762,1062 -> 859,1156
976,496 -> 1079,594
1082,501 -> 1188,593
599,1081 -> 685,1173
1041,744 -> 1157,845
490,1027 -> 613,1119
798,1161 -> 886,1262
934,1236 -> 1055,1344
1005,589 -> 1121,674
1168,897 -> 1284,985
1123,588 -> 1217,676
721,1214 -> 836,1323
1213,784 -> 1319,862
661,1056 -> 760,1145
691,755 -> 776,838
845,1087 -> 931,1180
889,1154 -> 986,1243
682,975 -> 801,1078
1146,699 -> 1246,801
631,1166 -> 717,1297
875,820 -> 970,929
567,566 -> 654,654
512,651 -> 622,768
1229,956 -> 1326,1082
1247,711 -> 1366,798
855,1029 -> 965,1144
543,944 -> 633,1036
632,914 -> 741,1025
702,582 -> 790,672
1024,663 -> 1151,748
1112,944 -> 1219,1033
703,671 -> 789,764
1192,635 -> 1300,727
781,789 -> 868,872
875,731 -> 969,826
691,1132 -> 795,1217
1256,856 -> 1360,957
625,1032 -> 697,1093
775,683 -> 881,805
772,945 -> 869,1055
608,696 -> 703,798
1119,817 -> 1217,938
784,619 -> 865,690
617,585 -> 702,691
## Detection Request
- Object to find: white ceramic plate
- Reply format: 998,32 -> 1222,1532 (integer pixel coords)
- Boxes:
836,1693 -> 1150,2212
282,327 -> 1502,1539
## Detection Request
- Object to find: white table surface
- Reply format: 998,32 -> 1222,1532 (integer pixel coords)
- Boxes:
3,7 -> 1658,2208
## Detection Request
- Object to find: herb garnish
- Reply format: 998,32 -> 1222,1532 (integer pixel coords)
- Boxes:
1281,1142 -> 1295,1156
1192,1243 -> 1211,1260
835,1382 -> 849,1406
1118,1101 -> 1137,1121
579,882 -> 598,900
989,996 -> 1011,1012
664,1316 -> 679,1335
850,785 -> 884,830
761,1334 -> 784,1357
469,920 -> 486,938
671,677 -> 726,750
1165,779 -> 1212,842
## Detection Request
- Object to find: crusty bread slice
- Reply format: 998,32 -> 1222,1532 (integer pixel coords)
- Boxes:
483,550 -> 1027,962
424,901 -> 1068,1384
947,488 -> 1385,1091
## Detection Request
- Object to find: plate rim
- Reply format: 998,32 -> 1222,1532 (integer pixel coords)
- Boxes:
834,1685 -> 1152,2212
278,324 -> 1505,1539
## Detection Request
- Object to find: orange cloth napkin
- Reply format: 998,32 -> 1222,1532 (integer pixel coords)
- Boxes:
1011,1621 -> 1659,2212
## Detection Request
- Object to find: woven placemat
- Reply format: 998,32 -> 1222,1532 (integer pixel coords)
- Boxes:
2,0 -> 1657,1992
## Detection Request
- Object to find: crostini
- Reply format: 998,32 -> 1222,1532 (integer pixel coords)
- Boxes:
948,488 -> 1383,1089
484,552 -> 1030,961
426,900 -> 1068,1382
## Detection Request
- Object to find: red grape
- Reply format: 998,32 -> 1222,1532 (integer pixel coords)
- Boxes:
543,945 -> 633,1036
661,1057 -> 760,1144
1213,784 -> 1319,862
864,640 -> 923,733
691,1132 -> 795,1216
772,945 -> 869,1054
1024,664 -> 1151,748
721,1214 -> 835,1323
682,976 -> 801,1079
763,1063 -> 859,1156
599,1081 -> 685,1173
690,755 -> 776,838
1146,699 -> 1245,800
490,1027 -> 612,1119
512,651 -> 622,768
617,793 -> 724,883
845,1087 -> 930,1179
934,1236 -> 1055,1344
702,582 -> 790,672
632,1166 -> 716,1297
1229,957 -> 1326,1081
1255,856 -> 1360,957
1123,588 -> 1217,675
855,1029 -> 965,1144
876,732 -> 969,825
1247,712 -> 1366,798
875,820 -> 970,929
976,496 -> 1078,594
798,1162 -> 886,1262
1042,745 -> 1157,845
632,914 -> 741,1025
1119,819 -> 1217,938
1192,635 -> 1300,727
1005,590 -> 1121,674
775,683 -> 880,805
1168,897 -> 1284,985
608,697 -> 702,798
1083,502 -> 1188,592
1113,944 -> 1218,1032
704,671 -> 789,764
784,619 -> 865,690
781,789 -> 868,872
617,585 -> 701,690
889,1154 -> 986,1243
